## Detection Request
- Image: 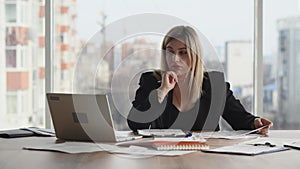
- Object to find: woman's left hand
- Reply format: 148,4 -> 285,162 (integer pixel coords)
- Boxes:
254,118 -> 273,136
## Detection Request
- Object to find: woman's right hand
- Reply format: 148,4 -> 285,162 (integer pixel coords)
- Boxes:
158,71 -> 178,95
156,71 -> 178,103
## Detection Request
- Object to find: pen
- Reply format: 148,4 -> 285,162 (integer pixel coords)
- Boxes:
148,124 -> 151,135
185,132 -> 192,137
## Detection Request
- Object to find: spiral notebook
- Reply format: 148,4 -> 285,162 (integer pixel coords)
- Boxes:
152,141 -> 209,151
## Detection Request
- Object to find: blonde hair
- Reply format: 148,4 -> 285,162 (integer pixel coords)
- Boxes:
160,26 -> 204,101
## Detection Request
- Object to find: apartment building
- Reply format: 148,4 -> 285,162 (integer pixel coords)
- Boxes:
0,0 -> 79,129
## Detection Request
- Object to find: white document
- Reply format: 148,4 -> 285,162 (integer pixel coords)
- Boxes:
153,136 -> 206,142
200,131 -> 261,139
137,129 -> 186,137
100,144 -> 195,156
24,142 -> 105,154
202,144 -> 289,155
242,137 -> 300,147
202,137 -> 296,156
114,130 -> 143,141
200,126 -> 268,139
24,141 -> 194,156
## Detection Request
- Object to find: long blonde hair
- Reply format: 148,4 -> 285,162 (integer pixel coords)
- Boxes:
160,25 -> 204,102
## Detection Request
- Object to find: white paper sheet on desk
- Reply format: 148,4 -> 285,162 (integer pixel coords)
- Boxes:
24,142 -> 194,156
23,142 -> 105,154
202,143 -> 289,155
199,125 -> 268,139
100,144 -> 195,156
137,129 -> 186,137
242,137 -> 300,147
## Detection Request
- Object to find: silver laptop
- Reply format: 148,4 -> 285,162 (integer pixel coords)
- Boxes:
47,93 -> 137,142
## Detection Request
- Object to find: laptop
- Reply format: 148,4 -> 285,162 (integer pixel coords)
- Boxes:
46,93 -> 140,142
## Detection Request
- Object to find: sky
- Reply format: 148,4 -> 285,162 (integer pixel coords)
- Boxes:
76,0 -> 300,56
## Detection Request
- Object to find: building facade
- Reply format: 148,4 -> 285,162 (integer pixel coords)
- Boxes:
0,0 -> 79,129
277,16 -> 300,129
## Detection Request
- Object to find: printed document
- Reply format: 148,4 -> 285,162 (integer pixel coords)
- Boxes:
200,125 -> 268,139
24,141 -> 194,156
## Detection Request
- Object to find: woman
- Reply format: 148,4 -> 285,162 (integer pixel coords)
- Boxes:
127,26 -> 272,135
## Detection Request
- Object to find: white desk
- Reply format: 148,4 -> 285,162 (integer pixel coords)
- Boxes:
0,130 -> 299,169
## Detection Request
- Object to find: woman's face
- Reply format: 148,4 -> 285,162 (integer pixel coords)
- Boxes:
165,39 -> 191,77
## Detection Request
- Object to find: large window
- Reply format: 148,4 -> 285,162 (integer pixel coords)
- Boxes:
263,0 -> 300,129
52,0 -> 253,130
2,0 -> 299,130
0,0 -> 45,129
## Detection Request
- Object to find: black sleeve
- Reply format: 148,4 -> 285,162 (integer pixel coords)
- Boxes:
222,82 -> 258,130
127,72 -> 167,132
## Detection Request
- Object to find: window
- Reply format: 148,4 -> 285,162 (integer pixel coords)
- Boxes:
52,0 -> 253,130
6,49 -> 17,68
5,3 -> 16,23
6,94 -> 17,114
6,27 -> 18,46
263,0 -> 300,129
1,0 -> 45,129
3,0 -> 298,130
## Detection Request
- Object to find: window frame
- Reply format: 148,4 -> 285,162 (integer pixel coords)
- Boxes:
5,2 -> 17,23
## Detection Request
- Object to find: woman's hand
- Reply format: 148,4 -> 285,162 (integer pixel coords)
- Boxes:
158,71 -> 178,94
254,118 -> 273,136
156,71 -> 178,103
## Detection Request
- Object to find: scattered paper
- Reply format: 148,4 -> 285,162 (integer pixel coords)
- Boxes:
24,141 -> 194,156
202,137 -> 298,156
115,130 -> 143,141
24,141 -> 105,153
199,126 -> 268,140
137,129 -> 186,137
101,144 -> 195,156
153,136 -> 206,142
202,143 -> 289,156
242,137 -> 300,147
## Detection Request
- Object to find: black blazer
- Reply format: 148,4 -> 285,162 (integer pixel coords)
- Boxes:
127,71 -> 257,132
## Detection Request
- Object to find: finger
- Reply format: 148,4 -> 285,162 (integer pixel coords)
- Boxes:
257,119 -> 264,127
173,74 -> 178,82
269,122 -> 273,127
169,71 -> 178,81
262,132 -> 269,137
257,127 -> 269,135
165,72 -> 173,83
163,72 -> 169,81
167,74 -> 172,83
169,72 -> 178,84
256,130 -> 268,136
171,77 -> 176,84
260,128 -> 269,133
261,119 -> 273,128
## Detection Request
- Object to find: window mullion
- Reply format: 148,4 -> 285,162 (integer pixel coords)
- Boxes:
253,0 -> 263,116
45,0 -> 53,129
